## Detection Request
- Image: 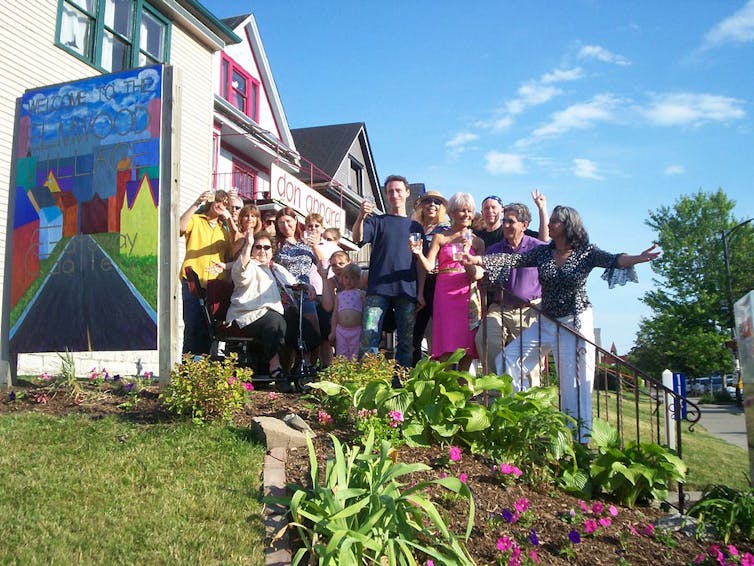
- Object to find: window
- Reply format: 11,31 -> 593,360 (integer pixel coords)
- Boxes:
349,157 -> 364,195
232,161 -> 258,200
220,53 -> 260,120
57,0 -> 170,72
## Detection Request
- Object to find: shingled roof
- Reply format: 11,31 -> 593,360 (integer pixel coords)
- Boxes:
220,14 -> 250,29
291,123 -> 365,179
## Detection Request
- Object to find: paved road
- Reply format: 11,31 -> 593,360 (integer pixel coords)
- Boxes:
693,401 -> 749,451
10,234 -> 157,352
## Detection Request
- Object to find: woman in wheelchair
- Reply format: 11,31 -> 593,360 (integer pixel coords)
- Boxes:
224,231 -> 315,382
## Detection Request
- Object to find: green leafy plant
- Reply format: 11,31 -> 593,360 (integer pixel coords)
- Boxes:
161,354 -> 253,423
688,484 -> 754,543
589,418 -> 687,507
268,429 -> 475,565
56,349 -> 84,400
377,350 -> 511,448
479,385 -> 577,484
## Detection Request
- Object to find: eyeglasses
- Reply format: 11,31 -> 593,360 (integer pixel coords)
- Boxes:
423,198 -> 444,206
253,244 -> 272,251
501,219 -> 519,226
483,195 -> 504,205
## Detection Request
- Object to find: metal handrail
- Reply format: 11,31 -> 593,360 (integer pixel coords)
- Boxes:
480,290 -> 701,513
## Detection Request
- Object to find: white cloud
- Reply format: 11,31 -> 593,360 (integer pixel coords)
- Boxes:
577,45 -> 631,66
522,93 -> 621,143
664,165 -> 686,176
573,158 -> 603,179
480,66 -> 584,131
643,93 -> 745,126
485,152 -> 526,175
702,0 -> 754,48
446,132 -> 478,148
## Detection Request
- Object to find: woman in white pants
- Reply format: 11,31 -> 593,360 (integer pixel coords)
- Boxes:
465,205 -> 659,443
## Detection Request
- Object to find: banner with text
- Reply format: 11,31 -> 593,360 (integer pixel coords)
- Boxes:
270,162 -> 344,231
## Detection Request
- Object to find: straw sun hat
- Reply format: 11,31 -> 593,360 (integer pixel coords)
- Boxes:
415,190 -> 448,207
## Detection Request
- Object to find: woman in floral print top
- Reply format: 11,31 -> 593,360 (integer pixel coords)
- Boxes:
465,205 -> 659,443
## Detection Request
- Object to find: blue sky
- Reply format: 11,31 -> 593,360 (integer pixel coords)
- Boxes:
206,0 -> 754,356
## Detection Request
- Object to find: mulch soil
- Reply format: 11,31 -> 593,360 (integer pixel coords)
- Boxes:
2,380 -> 749,565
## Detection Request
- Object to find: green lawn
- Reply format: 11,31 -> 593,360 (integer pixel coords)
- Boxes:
0,414 -> 266,564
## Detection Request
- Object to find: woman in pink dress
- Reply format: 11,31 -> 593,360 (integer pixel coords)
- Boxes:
411,192 -> 484,370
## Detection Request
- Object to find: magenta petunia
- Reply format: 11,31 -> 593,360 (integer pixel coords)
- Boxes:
459,472 -> 468,484
583,519 -> 598,534
449,446 -> 462,461
599,517 -> 612,528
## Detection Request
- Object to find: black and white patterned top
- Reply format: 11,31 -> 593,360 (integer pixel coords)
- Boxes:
273,241 -> 315,285
481,242 -> 630,322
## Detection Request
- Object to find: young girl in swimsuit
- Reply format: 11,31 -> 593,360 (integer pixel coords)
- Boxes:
328,262 -> 364,360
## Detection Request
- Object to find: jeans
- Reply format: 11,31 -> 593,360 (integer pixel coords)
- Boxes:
182,279 -> 210,355
359,294 -> 416,368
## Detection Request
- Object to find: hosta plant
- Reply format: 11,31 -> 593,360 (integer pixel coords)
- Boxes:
269,429 -> 475,565
589,418 -> 687,507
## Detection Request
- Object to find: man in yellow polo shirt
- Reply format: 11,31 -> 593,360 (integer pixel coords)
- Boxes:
179,191 -> 232,355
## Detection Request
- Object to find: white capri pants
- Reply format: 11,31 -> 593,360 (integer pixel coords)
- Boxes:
496,307 -> 595,443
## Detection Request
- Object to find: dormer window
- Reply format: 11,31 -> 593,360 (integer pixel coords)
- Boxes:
221,53 -> 259,120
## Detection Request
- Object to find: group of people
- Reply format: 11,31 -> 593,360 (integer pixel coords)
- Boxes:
179,177 -> 659,440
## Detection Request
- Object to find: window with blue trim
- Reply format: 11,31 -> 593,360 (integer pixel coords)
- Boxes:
57,0 -> 169,72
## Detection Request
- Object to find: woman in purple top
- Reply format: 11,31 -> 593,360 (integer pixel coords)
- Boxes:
465,205 -> 659,442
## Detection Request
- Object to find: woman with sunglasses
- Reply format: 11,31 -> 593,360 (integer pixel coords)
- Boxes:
225,231 -> 308,384
410,190 -> 451,365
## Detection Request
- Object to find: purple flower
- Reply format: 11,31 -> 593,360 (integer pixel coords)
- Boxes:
124,383 -> 134,393
528,530 -> 539,546
502,509 -> 514,523
568,530 -> 581,544
449,446 -> 462,462
9,391 -> 16,402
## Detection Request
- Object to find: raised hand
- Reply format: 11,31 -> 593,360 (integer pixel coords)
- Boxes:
531,189 -> 546,211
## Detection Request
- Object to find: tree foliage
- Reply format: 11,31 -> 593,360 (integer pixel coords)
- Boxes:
629,189 -> 754,377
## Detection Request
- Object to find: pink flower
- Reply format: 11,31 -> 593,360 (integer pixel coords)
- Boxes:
591,502 -> 604,514
268,392 -> 278,400
578,500 -> 589,513
39,371 -> 52,381
496,536 -> 513,552
627,524 -> 640,537
449,446 -> 462,462
498,463 -> 522,477
243,381 -> 254,391
388,410 -> 403,427
741,552 -> 754,566
528,549 -> 540,564
642,524 -> 655,537
426,561 -> 434,566
608,505 -> 619,517
459,472 -> 468,484
729,545 -> 740,556
439,472 -> 448,479
583,519 -> 598,534
228,377 -> 237,386
599,517 -> 612,528
514,498 -> 529,513
693,554 -> 705,564
317,411 -> 333,426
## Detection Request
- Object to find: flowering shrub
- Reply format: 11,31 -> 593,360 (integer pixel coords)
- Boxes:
693,543 -> 754,565
161,354 -> 253,423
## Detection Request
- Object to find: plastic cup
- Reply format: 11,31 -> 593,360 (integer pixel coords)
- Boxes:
409,232 -> 422,244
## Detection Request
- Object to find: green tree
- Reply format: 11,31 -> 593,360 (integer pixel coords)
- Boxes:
629,189 -> 754,377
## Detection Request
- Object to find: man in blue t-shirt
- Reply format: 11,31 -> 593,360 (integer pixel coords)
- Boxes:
353,175 -> 425,376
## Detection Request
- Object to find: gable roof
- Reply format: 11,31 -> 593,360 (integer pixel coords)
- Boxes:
220,13 -> 296,151
291,123 -> 365,180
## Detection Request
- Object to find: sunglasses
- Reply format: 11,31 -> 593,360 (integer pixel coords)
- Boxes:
323,237 -> 336,241
253,244 -> 272,251
233,206 -> 242,210
483,195 -> 504,205
423,198 -> 444,206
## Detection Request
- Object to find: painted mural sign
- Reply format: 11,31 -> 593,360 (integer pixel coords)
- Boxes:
9,66 -> 163,353
270,162 -> 345,231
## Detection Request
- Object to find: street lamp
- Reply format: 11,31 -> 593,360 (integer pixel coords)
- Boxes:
721,217 -> 754,404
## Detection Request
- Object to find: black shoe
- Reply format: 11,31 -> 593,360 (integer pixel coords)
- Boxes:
271,368 -> 293,393
391,375 -> 403,389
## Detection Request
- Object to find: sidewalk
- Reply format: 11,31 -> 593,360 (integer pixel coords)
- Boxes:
694,401 -> 749,451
